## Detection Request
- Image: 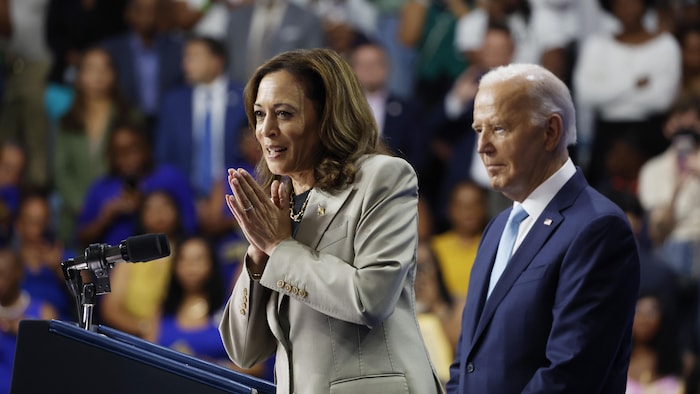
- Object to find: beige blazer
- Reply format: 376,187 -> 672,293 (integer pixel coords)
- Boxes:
220,154 -> 443,394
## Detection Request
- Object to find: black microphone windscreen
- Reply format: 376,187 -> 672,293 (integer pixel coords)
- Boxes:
125,233 -> 171,262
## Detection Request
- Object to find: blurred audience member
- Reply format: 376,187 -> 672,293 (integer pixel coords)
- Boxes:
415,239 -> 459,386
0,249 -> 57,394
430,180 -> 488,299
435,21 -> 514,226
13,191 -> 73,320
398,0 -> 468,103
224,0 -> 323,83
304,0 -> 377,57
368,0 -> 417,98
155,36 -> 247,221
678,24 -> 700,98
574,0 -> 681,188
53,47 -> 138,249
99,190 -> 183,339
638,95 -> 700,278
0,141 -> 25,246
46,0 -> 128,86
77,124 -> 196,248
0,0 -> 51,189
170,0 -> 237,40
101,0 -> 185,135
350,41 -> 424,168
455,0 -> 569,79
155,235 -> 267,377
627,293 -> 685,394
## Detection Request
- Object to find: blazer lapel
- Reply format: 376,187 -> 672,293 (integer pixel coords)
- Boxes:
293,185 -> 353,249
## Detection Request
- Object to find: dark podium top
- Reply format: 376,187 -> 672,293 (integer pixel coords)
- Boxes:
11,320 -> 276,394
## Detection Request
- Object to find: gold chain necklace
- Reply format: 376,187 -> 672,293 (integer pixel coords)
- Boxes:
289,190 -> 312,222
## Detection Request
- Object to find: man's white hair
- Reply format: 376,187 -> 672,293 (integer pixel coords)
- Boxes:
480,63 -> 577,147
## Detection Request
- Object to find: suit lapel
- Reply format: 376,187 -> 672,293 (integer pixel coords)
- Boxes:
293,185 -> 353,249
461,215 -> 504,348
466,170 -> 588,358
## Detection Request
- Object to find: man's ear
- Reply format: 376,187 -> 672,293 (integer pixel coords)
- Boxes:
544,113 -> 564,152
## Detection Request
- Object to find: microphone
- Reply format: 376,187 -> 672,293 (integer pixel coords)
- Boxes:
66,233 -> 171,271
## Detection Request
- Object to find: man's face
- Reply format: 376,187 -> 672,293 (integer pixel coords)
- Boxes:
351,45 -> 389,93
183,41 -> 222,85
472,80 -> 552,202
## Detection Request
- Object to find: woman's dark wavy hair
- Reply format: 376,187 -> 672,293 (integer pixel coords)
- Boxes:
161,235 -> 225,316
243,48 -> 387,193
636,291 -> 684,378
60,47 -> 132,132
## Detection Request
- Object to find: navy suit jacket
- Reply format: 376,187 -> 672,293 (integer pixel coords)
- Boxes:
101,32 -> 184,114
447,169 -> 639,393
154,82 -> 248,182
380,95 -> 429,171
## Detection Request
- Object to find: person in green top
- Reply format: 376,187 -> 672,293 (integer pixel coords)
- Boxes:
53,47 -> 140,249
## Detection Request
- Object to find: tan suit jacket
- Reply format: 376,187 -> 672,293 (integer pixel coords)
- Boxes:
220,154 -> 443,393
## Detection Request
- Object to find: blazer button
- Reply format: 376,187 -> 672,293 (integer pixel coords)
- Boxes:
466,362 -> 475,373
284,284 -> 292,292
291,286 -> 299,295
277,280 -> 285,288
239,308 -> 246,316
298,289 -> 307,298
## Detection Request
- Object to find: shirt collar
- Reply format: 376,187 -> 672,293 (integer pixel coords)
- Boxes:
517,157 -> 576,219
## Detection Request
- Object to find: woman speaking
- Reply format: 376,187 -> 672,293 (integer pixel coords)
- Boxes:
218,48 -> 442,393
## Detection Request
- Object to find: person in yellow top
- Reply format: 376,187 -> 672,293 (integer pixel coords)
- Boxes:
99,191 -> 183,340
430,181 -> 489,299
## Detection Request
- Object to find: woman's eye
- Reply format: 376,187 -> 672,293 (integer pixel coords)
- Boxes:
277,111 -> 291,119
254,111 -> 264,120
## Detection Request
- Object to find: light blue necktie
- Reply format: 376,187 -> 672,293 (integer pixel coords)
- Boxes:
487,205 -> 529,298
196,93 -> 213,196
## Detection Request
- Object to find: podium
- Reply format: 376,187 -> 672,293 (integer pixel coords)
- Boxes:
10,320 -> 276,394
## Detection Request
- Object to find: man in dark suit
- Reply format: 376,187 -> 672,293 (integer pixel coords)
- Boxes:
447,63 -> 640,393
349,41 -> 425,171
101,0 -> 184,133
154,36 -> 247,230
224,0 -> 323,84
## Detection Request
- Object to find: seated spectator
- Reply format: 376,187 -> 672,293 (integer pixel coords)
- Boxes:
53,46 -> 139,249
98,190 -> 183,340
638,95 -> 700,278
0,141 -> 25,246
13,192 -> 74,321
573,0 -> 681,188
455,0 -> 570,79
0,249 -> 57,394
678,24 -> 700,98
627,292 -> 685,394
100,0 -> 184,134
77,124 -> 196,248
155,235 -> 267,377
415,240 -> 459,387
430,180 -> 488,299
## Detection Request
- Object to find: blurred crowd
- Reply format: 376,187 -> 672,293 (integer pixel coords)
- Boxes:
0,0 -> 699,392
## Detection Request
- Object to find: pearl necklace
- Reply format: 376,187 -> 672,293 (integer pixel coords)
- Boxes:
289,189 -> 312,222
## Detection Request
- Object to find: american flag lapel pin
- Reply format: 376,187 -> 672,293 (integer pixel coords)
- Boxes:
544,218 -> 552,226
318,205 -> 325,216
